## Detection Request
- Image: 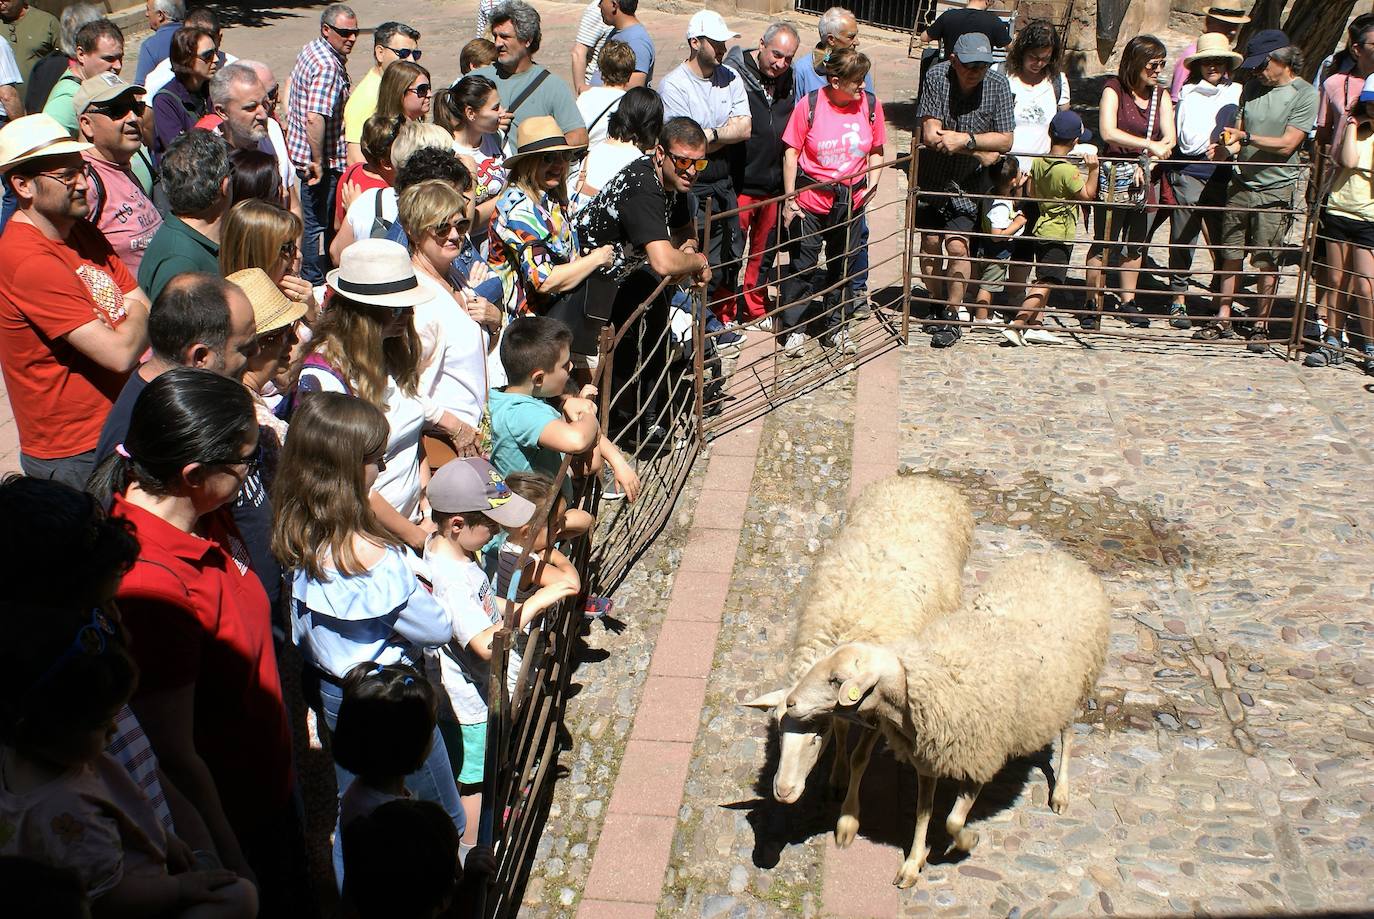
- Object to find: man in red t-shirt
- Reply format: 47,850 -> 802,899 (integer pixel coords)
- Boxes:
0,112 -> 150,488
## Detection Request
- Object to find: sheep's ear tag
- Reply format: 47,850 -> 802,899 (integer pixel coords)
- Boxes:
838,679 -> 864,707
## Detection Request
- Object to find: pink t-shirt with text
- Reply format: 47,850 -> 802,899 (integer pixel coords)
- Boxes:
82,153 -> 163,276
783,90 -> 887,216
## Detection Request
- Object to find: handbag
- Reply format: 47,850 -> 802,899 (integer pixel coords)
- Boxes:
541,267 -> 618,356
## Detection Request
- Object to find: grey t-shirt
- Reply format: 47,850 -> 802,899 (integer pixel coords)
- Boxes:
1236,76 -> 1319,191
469,63 -> 585,156
658,61 -> 749,131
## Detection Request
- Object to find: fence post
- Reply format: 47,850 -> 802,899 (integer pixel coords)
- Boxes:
696,199 -> 714,432
903,146 -> 919,343
1287,153 -> 1325,360
479,628 -> 510,919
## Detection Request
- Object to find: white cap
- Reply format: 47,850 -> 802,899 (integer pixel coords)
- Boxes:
686,10 -> 739,43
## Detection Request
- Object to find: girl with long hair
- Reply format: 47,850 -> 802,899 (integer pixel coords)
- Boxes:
996,19 -> 1070,171
374,60 -> 432,127
435,75 -> 506,245
219,199 -> 316,320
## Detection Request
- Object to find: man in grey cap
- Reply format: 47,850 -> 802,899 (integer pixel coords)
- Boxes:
75,72 -> 160,273
915,31 -> 1012,348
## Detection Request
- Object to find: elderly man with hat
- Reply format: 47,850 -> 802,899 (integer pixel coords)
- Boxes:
658,10 -> 751,334
0,112 -> 150,489
1208,29 -> 1318,350
74,71 -> 160,273
1170,4 -> 1249,103
1167,33 -> 1242,331
914,31 -> 1013,349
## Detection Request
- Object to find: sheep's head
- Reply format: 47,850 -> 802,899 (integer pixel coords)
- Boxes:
788,642 -> 888,720
740,687 -> 831,804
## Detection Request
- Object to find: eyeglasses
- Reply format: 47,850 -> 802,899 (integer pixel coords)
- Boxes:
385,46 -> 422,60
265,85 -> 279,103
204,452 -> 262,476
365,451 -> 388,472
196,46 -> 219,63
25,608 -> 118,700
256,320 -> 298,349
406,83 -> 431,99
90,98 -> 147,119
667,152 -> 709,174
33,168 -> 85,188
279,239 -> 299,261
326,23 -> 359,39
1145,59 -> 1167,71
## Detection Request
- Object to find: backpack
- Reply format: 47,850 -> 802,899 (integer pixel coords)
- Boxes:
368,190 -> 393,239
84,149 -> 157,225
804,88 -> 877,128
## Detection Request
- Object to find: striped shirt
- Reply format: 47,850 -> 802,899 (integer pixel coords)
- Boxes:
286,37 -> 350,172
108,704 -> 174,832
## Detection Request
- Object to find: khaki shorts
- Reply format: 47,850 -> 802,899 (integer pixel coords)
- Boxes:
979,258 -> 1010,292
1218,185 -> 1295,268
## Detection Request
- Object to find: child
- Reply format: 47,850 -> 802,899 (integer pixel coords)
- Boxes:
329,662 -> 438,888
0,606 -> 257,917
974,156 -> 1027,324
490,472 -> 585,637
1007,111 -> 1100,346
342,799 -> 460,919
460,38 -> 498,75
488,315 -> 639,521
423,456 -> 539,858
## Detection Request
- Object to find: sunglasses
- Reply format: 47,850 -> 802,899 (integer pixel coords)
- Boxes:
91,98 -> 147,119
326,23 -> 359,39
24,608 -> 119,701
257,320 -> 298,348
196,47 -> 219,62
365,451 -> 388,472
386,46 -> 422,60
407,83 -> 431,99
430,217 -> 471,238
667,152 -> 709,174
1145,59 -> 1167,71
279,239 -> 299,261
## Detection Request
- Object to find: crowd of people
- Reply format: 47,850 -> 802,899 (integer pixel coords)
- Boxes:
0,0 -> 1365,916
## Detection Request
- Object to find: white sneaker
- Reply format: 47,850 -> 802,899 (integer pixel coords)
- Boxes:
956,307 -> 971,323
758,316 -> 775,333
1001,328 -> 1026,347
783,332 -> 806,357
838,328 -> 859,354
1022,328 -> 1063,345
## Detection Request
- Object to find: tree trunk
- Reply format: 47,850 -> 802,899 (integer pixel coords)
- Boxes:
1235,0 -> 1287,52
1284,0 -> 1360,83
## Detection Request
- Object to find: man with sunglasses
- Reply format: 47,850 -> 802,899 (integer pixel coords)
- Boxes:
75,72 -> 160,274
574,116 -> 710,444
287,2 -> 356,284
915,32 -> 1013,349
344,20 -> 420,166
0,112 -> 151,490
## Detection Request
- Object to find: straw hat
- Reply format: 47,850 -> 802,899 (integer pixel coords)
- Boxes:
0,113 -> 92,173
503,116 -> 586,168
324,238 -> 435,308
1184,32 -> 1243,68
1204,5 -> 1251,25
225,268 -> 307,335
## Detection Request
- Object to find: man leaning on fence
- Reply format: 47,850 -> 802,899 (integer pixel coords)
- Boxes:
1203,30 -> 1317,350
915,32 -> 1013,349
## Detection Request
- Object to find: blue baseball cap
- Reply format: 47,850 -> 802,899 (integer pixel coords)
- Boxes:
1240,29 -> 1289,70
1049,110 -> 1091,143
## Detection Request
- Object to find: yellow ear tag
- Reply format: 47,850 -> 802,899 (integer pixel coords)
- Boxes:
847,685 -> 861,702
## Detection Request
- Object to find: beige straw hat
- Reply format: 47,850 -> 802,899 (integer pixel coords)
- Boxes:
1184,32 -> 1243,68
226,268 -> 307,334
503,115 -> 586,168
1204,5 -> 1251,25
0,113 -> 92,173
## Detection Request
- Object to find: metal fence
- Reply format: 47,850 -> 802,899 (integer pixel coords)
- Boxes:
796,0 -> 933,33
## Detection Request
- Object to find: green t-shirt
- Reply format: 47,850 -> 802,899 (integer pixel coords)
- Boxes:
41,69 -> 80,134
1236,77 -> 1318,191
1030,156 -> 1083,240
137,215 -> 220,303
487,387 -> 564,483
2,6 -> 59,86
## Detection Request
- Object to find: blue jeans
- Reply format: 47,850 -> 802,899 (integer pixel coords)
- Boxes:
299,168 -> 338,285
317,675 -> 465,888
0,181 -> 16,234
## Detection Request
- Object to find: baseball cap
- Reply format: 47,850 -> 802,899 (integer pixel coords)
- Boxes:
427,457 -> 535,527
73,72 -> 145,118
1049,110 -> 1091,143
686,10 -> 739,43
1240,29 -> 1289,70
952,33 -> 996,66
1361,74 -> 1374,104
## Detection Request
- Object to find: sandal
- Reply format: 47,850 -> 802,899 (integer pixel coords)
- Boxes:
1192,323 -> 1235,341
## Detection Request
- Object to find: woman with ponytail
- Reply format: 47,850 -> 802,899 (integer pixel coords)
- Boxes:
91,366 -> 307,913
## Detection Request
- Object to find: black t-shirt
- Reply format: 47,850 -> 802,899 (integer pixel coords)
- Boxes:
927,8 -> 1011,59
573,156 -> 693,281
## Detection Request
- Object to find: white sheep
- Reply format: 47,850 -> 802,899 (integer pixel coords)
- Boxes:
742,474 -> 973,847
784,549 -> 1110,887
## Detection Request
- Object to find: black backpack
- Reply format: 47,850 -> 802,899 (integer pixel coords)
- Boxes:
804,88 -> 877,128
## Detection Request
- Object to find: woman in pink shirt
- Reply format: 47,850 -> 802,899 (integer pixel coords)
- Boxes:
778,47 -> 886,358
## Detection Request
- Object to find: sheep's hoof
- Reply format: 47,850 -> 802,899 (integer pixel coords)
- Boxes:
835,814 -> 859,848
893,855 -> 925,889
1050,787 -> 1069,815
953,828 -> 980,852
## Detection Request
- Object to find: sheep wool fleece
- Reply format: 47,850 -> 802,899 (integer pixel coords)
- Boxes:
788,475 -> 974,683
885,550 -> 1110,784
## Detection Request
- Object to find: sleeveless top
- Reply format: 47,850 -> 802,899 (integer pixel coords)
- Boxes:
1102,76 -> 1163,157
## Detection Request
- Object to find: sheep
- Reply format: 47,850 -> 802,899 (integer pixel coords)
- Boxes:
741,473 -> 973,847
783,549 -> 1110,888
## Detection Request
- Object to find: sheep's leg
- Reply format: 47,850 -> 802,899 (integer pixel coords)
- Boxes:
827,718 -> 850,801
834,726 -> 878,847
1050,723 -> 1073,814
944,780 -> 983,853
894,770 -> 937,888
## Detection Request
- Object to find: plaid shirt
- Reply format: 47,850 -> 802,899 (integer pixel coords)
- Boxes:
916,61 -> 1014,217
286,37 -> 350,172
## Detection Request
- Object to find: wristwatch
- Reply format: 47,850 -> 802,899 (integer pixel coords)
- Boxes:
964,133 -> 977,151
1242,131 -> 1252,147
